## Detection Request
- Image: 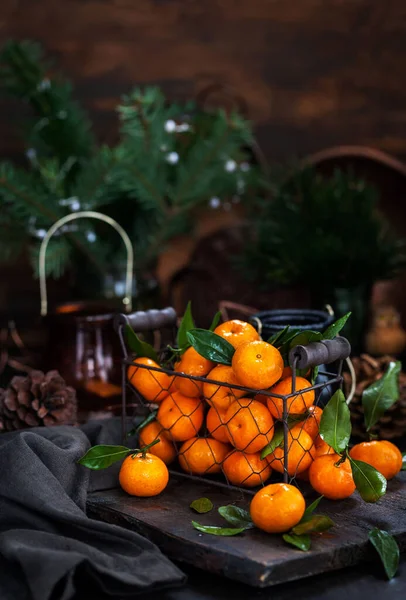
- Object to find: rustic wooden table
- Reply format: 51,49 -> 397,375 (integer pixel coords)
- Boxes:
87,471 -> 406,589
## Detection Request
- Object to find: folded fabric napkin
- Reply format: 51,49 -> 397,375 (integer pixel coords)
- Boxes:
0,420 -> 186,600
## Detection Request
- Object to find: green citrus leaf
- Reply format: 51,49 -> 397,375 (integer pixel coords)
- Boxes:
303,496 -> 324,519
192,521 -> 246,536
323,312 -> 352,339
268,325 -> 290,346
276,329 -> 302,361
369,528 -> 400,580
260,423 -> 285,458
209,311 -> 222,332
350,458 -> 387,503
126,324 -> 158,361
283,533 -> 311,551
319,389 -> 351,453
402,452 -> 406,471
186,329 -> 235,365
78,445 -> 130,470
190,498 -> 214,514
218,505 -> 254,529
177,301 -> 195,352
292,515 -> 334,535
260,416 -> 306,459
311,366 -> 319,385
362,361 -> 401,431
126,410 -> 158,439
289,330 -> 323,349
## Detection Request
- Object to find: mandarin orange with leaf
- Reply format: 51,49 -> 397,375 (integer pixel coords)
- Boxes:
214,319 -> 260,349
349,440 -> 402,480
309,454 -> 355,500
119,452 -> 169,497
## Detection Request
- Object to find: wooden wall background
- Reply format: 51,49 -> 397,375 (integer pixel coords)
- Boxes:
1,0 -> 406,332
1,0 -> 406,163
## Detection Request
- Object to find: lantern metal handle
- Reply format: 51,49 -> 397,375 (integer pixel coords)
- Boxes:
39,211 -> 134,316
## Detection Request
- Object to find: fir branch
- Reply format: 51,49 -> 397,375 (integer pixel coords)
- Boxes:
72,146 -> 117,209
0,162 -> 62,223
0,40 -> 94,163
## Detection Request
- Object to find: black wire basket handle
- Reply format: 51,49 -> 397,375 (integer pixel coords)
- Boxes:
289,336 -> 351,370
114,307 -> 178,357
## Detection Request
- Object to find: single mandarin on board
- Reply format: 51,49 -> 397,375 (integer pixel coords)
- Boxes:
349,440 -> 403,480
119,452 -> 169,497
250,483 -> 306,533
309,454 -> 355,500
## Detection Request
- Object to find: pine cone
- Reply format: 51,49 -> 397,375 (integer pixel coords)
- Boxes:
345,354 -> 406,440
0,370 -> 77,432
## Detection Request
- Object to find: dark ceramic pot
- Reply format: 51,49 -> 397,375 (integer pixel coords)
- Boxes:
252,308 -> 334,339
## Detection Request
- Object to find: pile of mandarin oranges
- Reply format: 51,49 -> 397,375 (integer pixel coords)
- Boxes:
119,319 -> 403,535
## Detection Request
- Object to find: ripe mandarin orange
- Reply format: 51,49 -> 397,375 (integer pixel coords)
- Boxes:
309,454 -> 355,500
293,406 -> 323,440
157,392 -> 204,441
267,376 -> 315,419
225,398 -> 274,453
282,366 -> 311,379
203,365 -> 244,412
174,347 -> 214,397
315,437 -> 335,456
349,440 -> 402,480
267,427 -> 316,476
127,357 -> 170,403
119,452 -> 169,497
166,375 -> 178,394
223,450 -> 272,487
232,340 -> 284,390
138,420 -> 177,465
178,437 -> 230,474
206,406 -> 230,444
214,319 -> 260,349
250,483 -> 306,533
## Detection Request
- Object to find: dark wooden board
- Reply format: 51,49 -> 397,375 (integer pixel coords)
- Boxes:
87,472 -> 406,588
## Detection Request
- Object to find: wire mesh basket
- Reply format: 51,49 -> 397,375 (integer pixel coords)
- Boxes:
114,308 -> 351,491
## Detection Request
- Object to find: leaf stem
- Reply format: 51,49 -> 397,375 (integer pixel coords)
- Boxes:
131,438 -> 160,458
